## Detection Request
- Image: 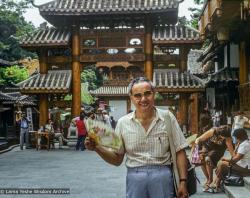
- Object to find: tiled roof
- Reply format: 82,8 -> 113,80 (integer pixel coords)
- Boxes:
208,68 -> 239,83
0,92 -> 36,106
17,70 -> 72,94
90,86 -> 128,96
153,25 -> 200,43
91,70 -> 205,96
20,28 -> 71,47
39,0 -> 178,14
20,25 -> 201,48
153,70 -> 205,91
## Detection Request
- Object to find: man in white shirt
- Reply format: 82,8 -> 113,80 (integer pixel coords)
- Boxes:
232,111 -> 250,144
85,77 -> 188,198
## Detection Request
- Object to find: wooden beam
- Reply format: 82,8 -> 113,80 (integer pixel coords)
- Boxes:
179,47 -> 189,72
39,94 -> 48,127
144,17 -> 153,80
71,25 -> 81,117
189,93 -> 199,134
179,94 -> 189,127
239,42 -> 248,84
39,49 -> 48,74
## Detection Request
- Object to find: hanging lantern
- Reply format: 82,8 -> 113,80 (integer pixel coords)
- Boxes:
217,28 -> 229,42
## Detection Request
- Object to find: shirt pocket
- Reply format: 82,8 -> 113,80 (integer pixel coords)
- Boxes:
149,132 -> 169,158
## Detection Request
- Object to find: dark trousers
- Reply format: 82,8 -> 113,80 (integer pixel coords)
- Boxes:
76,135 -> 86,151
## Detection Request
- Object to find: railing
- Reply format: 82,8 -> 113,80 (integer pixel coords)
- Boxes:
239,82 -> 250,111
103,80 -> 130,86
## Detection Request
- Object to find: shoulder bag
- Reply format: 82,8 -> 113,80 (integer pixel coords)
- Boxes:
164,110 -> 198,196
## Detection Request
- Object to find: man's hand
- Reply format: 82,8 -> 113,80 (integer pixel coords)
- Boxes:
177,182 -> 188,198
84,137 -> 96,151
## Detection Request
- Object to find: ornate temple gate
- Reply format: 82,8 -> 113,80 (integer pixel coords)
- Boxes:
19,0 -> 205,133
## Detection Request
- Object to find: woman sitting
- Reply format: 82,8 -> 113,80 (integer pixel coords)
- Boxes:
213,128 -> 250,192
195,125 -> 234,192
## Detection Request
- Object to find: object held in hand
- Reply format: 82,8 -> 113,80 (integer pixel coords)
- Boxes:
88,120 -> 121,150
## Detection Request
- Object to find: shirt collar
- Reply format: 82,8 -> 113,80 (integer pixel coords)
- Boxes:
128,107 -> 165,122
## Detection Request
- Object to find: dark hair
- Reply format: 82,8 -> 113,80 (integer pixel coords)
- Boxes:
128,77 -> 155,95
80,112 -> 85,120
233,128 -> 248,141
215,125 -> 231,137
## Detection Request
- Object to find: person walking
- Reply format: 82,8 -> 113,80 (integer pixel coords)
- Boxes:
76,112 -> 88,151
85,77 -> 188,198
16,112 -> 30,150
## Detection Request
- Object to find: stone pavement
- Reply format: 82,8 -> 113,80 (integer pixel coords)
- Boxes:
0,147 -> 228,198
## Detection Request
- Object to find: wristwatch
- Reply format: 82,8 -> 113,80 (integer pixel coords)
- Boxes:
180,178 -> 187,183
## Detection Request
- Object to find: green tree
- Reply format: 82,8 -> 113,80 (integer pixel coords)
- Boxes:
0,65 -> 29,85
189,0 -> 204,29
81,65 -> 103,90
0,0 -> 36,61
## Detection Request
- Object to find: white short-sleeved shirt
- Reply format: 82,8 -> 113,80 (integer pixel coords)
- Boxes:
115,108 -> 188,168
233,116 -> 249,130
236,140 -> 250,169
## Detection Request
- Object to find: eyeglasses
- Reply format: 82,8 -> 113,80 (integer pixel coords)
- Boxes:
132,90 -> 153,100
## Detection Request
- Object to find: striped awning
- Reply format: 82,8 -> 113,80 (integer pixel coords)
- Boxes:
38,0 -> 179,14
90,86 -> 128,96
20,28 -> 71,47
17,70 -> 72,94
153,25 -> 201,44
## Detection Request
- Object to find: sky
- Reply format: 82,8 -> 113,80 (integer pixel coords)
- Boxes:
22,0 -> 201,27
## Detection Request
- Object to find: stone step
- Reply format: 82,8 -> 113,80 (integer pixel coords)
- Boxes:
224,185 -> 250,198
244,177 -> 250,191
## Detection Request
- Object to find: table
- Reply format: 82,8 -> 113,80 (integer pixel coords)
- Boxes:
35,132 -> 50,150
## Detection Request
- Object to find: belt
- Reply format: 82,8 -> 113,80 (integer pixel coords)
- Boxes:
127,165 -> 171,171
21,127 -> 28,129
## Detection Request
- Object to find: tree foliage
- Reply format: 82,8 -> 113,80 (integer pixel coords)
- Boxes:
0,65 -> 29,85
80,65 -> 103,90
0,0 -> 36,61
189,0 -> 204,29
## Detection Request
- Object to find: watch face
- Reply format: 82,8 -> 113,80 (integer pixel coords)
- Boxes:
84,39 -> 96,47
129,38 -> 141,45
107,48 -> 119,54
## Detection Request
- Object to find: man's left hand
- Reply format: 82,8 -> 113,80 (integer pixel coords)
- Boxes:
177,183 -> 188,198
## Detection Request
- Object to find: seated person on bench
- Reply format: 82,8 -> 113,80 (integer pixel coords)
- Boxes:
45,119 -> 68,149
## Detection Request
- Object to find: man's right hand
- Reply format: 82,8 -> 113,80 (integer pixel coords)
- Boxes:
84,137 -> 96,151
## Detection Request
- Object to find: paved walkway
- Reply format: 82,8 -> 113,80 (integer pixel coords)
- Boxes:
0,147 -> 227,198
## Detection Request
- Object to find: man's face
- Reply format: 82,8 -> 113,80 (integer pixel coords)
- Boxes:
130,82 -> 155,112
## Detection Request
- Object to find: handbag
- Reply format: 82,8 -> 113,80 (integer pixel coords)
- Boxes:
224,175 -> 244,186
224,164 -> 244,186
165,110 -> 198,196
191,145 -> 201,165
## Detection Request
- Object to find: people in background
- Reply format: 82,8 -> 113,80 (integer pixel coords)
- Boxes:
75,112 -> 88,151
213,128 -> 250,193
110,116 -> 116,129
16,112 -> 31,150
232,111 -> 250,144
195,125 -> 234,192
212,109 -> 221,127
45,119 -> 68,149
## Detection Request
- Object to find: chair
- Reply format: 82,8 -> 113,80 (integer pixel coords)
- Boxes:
36,132 -> 50,150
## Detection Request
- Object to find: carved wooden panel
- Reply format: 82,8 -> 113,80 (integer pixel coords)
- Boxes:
80,54 -> 145,62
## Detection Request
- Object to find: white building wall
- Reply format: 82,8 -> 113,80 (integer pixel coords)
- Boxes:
109,100 -> 127,121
